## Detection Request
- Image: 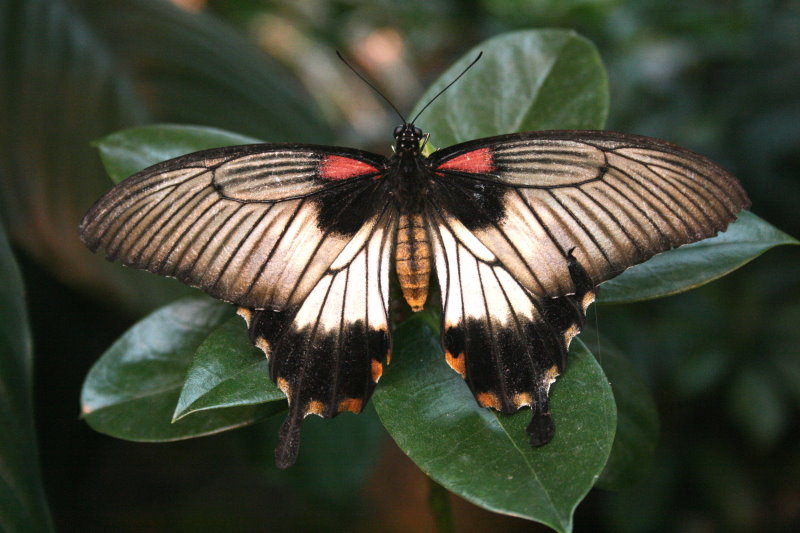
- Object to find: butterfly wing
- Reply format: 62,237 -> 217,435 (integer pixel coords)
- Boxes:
81,142 -> 396,468
428,130 -> 750,299
241,203 -> 396,468
80,143 -> 388,311
425,130 -> 750,444
426,207 -> 596,445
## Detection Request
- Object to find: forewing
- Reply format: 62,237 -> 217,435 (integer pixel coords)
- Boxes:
240,205 -> 397,467
428,130 -> 750,298
80,143 -> 388,310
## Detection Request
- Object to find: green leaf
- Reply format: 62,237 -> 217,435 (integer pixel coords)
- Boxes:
97,124 -> 262,183
77,0 -> 331,143
242,406 -> 386,507
412,29 -> 608,147
174,316 -> 284,421
0,221 -> 54,532
590,340 -> 659,490
81,298 -> 279,440
599,211 -> 799,303
374,314 -> 616,533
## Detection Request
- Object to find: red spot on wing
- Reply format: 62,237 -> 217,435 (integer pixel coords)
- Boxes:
436,147 -> 495,174
320,155 -> 379,180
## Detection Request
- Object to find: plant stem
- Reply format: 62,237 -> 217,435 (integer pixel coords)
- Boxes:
427,477 -> 455,533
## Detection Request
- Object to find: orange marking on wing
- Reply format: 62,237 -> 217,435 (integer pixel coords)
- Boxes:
276,377 -> 291,401
477,392 -> 502,410
236,307 -> 252,327
255,337 -> 270,359
581,291 -> 596,312
338,398 -> 363,413
543,365 -> 560,394
371,359 -> 384,383
306,401 -> 325,416
563,323 -> 580,347
436,147 -> 495,174
320,155 -> 379,180
444,350 -> 466,378
513,392 -> 533,407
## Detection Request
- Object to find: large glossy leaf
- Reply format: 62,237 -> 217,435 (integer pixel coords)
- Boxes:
599,211 -> 799,303
97,124 -> 262,183
81,299 -> 280,440
412,29 -> 609,147
0,222 -> 54,532
75,0 -> 327,142
373,314 -> 615,533
0,0 -> 331,314
589,338 -> 660,490
174,316 -> 284,420
243,406 -> 386,508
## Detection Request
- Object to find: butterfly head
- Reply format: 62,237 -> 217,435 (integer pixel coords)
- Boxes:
393,123 -> 424,154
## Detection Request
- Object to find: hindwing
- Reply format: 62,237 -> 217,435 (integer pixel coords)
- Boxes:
426,202 -> 596,445
239,204 -> 396,468
425,130 -> 750,444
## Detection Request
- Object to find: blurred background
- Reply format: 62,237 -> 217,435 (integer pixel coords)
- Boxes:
1,0 -> 798,531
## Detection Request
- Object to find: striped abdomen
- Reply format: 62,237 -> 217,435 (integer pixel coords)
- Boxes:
395,213 -> 431,312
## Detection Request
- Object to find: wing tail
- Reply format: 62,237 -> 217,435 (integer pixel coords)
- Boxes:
275,400 -> 304,469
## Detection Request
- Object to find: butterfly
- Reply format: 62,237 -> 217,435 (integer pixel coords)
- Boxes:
79,59 -> 750,468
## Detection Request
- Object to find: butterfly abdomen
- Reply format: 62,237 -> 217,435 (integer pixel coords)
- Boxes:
395,212 -> 431,312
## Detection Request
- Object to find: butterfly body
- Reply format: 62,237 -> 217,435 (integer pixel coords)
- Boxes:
80,123 -> 749,467
390,124 -> 436,311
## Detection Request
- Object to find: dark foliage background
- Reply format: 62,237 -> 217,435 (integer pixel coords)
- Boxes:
1,0 -> 798,531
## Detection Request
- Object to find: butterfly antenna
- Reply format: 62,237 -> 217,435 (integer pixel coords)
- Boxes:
336,50 -> 406,124
410,51 -> 483,124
